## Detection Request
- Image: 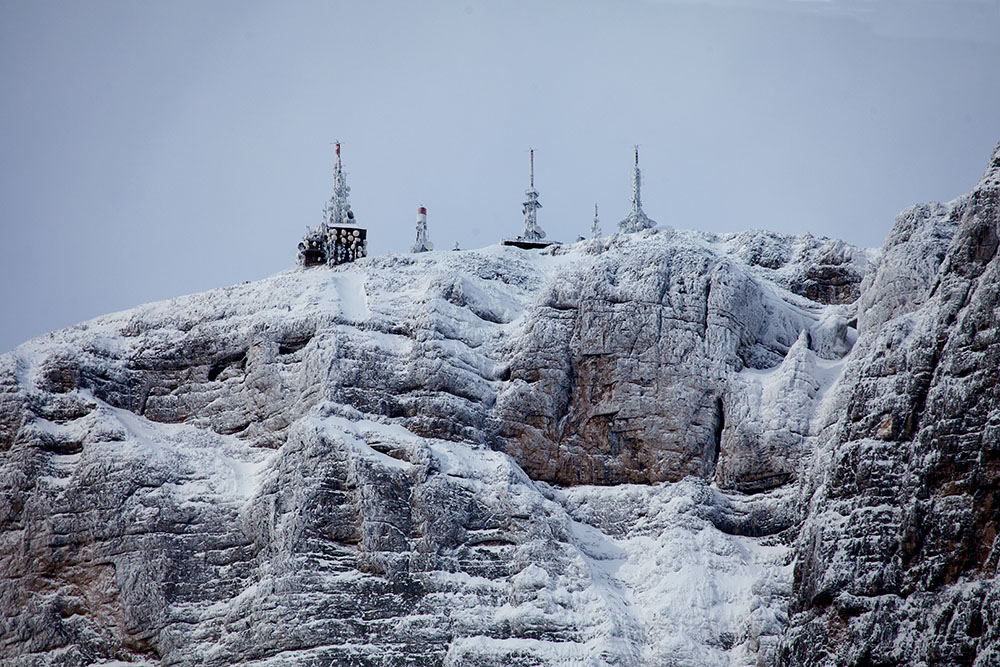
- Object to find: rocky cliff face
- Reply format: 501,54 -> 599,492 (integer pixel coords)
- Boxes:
779,143 -> 1000,666
1,142 -> 997,666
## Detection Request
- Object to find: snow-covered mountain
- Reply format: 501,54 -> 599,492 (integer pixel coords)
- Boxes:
1,141 -> 997,666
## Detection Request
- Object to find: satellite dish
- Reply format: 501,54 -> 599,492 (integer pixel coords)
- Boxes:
425,241 -> 435,251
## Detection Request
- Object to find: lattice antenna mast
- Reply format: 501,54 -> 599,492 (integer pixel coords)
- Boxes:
591,203 -> 601,240
520,148 -> 546,241
618,144 -> 656,233
326,142 -> 354,229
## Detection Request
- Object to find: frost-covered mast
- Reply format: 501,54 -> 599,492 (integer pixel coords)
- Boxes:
501,148 -> 558,250
324,142 -> 366,266
298,141 -> 367,268
618,145 -> 656,233
591,203 -> 601,240
520,149 -> 546,241
411,206 -> 433,253
326,142 -> 354,230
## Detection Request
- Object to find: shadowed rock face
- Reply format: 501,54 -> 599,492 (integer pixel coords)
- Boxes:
1,142 -> 999,666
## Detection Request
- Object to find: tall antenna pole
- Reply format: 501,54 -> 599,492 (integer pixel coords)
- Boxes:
619,144 -> 656,233
327,140 -> 353,230
632,145 -> 641,212
520,148 -> 545,241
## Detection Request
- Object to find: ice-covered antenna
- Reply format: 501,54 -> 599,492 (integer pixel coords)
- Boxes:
519,148 -> 545,241
591,203 -> 601,240
325,141 -> 353,230
632,146 -> 641,211
333,141 -> 343,179
411,205 -> 433,253
618,143 -> 656,233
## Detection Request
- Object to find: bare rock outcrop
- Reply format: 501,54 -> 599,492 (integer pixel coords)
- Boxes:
494,231 -> 862,487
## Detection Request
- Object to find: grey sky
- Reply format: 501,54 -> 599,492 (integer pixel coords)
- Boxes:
2,0 -> 999,354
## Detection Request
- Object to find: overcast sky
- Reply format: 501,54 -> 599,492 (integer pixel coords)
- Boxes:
2,0 -> 999,353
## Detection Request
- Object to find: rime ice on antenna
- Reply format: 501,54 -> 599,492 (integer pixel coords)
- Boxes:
591,203 -> 601,240
325,141 -> 355,230
521,149 -> 545,241
411,206 -> 434,253
297,142 -> 368,268
618,145 -> 657,233
502,148 -> 558,250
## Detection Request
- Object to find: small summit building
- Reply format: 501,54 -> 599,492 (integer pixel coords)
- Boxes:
298,142 -> 368,268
